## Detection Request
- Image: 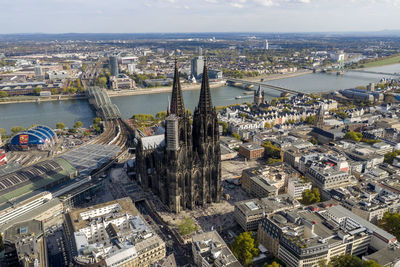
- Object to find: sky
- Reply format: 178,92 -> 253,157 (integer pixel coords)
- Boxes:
1,0 -> 400,34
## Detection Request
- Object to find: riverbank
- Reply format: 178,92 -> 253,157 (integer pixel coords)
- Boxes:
107,81 -> 226,98
239,69 -> 313,82
0,95 -> 87,105
0,70 -> 313,104
360,54 -> 400,68
107,70 -> 312,97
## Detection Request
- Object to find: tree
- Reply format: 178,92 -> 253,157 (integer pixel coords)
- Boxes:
68,87 -> 78,94
232,132 -> 241,141
11,126 -> 25,135
231,231 -> 260,266
74,121 -> 83,129
50,88 -> 59,95
218,121 -> 229,134
132,114 -> 155,121
156,111 -> 168,120
56,122 -> 65,130
93,117 -> 101,125
265,262 -> 279,267
33,87 -> 42,96
377,212 -> 400,241
310,137 -> 318,145
0,91 -> 8,98
363,261 -> 382,267
384,150 -> 400,164
95,76 -> 108,88
301,188 -> 320,205
327,254 -> 381,267
262,141 -> 281,159
344,131 -> 363,142
178,218 -> 199,236
304,115 -> 316,125
0,128 -> 6,139
328,255 -> 363,267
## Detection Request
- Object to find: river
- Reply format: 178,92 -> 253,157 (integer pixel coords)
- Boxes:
1,64 -> 400,134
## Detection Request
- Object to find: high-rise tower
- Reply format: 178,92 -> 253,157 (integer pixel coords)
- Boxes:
110,56 -> 119,77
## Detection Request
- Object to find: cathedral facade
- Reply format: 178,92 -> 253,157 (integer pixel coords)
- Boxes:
135,61 -> 221,213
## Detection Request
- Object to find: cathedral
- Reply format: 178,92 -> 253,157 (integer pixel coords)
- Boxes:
135,60 -> 222,213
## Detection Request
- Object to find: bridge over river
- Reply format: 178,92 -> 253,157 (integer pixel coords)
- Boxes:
226,78 -> 311,96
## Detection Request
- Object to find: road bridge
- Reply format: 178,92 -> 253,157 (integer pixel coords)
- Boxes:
226,79 -> 310,96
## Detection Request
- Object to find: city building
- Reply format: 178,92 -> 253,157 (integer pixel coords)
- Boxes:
47,70 -> 70,80
34,65 -> 44,79
208,69 -> 223,79
363,244 -> 400,267
238,143 -> 264,160
143,78 -> 172,87
340,88 -> 384,103
63,198 -> 166,266
220,136 -> 243,150
234,199 -> 265,231
258,206 -> 381,267
2,220 -> 47,267
191,56 -> 204,79
136,61 -> 222,213
307,165 -> 356,190
264,40 -> 269,50
110,73 -> 136,90
192,231 -> 242,267
287,178 -> 312,199
0,158 -> 77,227
241,165 -> 294,196
324,205 -> 397,249
110,56 -> 119,77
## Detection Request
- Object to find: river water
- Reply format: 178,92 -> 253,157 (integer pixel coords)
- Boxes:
1,64 -> 400,134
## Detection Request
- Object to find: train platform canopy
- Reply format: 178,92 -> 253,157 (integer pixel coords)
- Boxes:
61,143 -> 121,176
9,125 -> 57,148
0,158 -> 77,207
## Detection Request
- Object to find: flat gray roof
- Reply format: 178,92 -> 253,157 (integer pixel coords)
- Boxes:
327,205 -> 396,242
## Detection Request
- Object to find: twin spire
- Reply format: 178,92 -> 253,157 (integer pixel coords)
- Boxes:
169,59 -> 213,116
169,59 -> 185,116
198,59 -> 213,114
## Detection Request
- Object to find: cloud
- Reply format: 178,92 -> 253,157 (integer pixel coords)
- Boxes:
253,0 -> 277,6
231,2 -> 244,7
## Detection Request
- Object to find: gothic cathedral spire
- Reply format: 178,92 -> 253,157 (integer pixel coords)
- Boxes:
197,59 -> 213,114
170,59 -> 185,116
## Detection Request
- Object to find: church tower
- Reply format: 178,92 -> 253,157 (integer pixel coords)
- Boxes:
254,85 -> 265,106
314,105 -> 325,128
192,60 -> 222,205
164,60 -> 193,213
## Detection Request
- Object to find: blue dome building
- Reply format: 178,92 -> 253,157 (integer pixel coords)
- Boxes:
9,125 -> 57,150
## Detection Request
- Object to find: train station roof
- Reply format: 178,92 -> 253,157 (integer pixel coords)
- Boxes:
61,143 -> 121,176
0,158 -> 77,206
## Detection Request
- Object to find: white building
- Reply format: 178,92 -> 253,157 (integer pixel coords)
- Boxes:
287,178 -> 312,199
